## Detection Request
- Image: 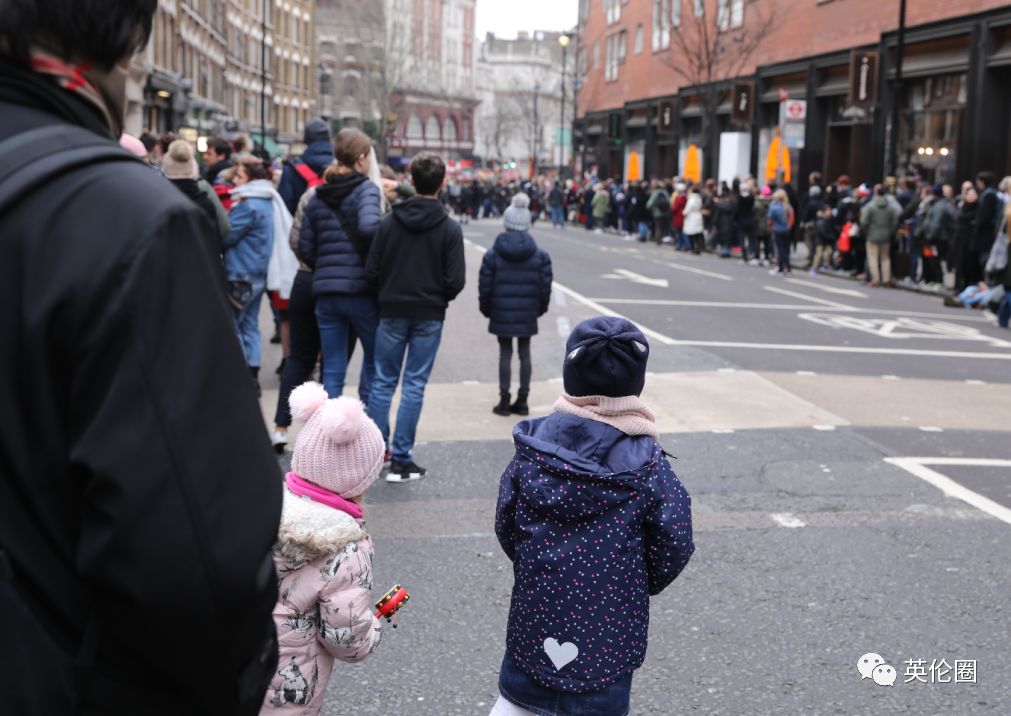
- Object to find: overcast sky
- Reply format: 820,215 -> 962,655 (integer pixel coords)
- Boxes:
475,0 -> 578,40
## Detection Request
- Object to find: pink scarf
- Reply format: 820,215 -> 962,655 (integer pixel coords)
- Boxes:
552,394 -> 659,437
284,472 -> 364,520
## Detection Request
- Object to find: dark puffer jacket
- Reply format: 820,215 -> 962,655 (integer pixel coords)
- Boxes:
298,173 -> 381,296
478,231 -> 553,337
495,414 -> 694,693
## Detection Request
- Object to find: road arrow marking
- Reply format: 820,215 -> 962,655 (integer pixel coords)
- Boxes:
785,277 -> 868,298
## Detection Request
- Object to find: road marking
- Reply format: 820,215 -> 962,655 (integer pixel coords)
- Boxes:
585,298 -> 994,323
799,313 -> 1011,348
885,457 -> 1011,526
771,513 -> 806,528
552,284 -> 678,346
660,260 -> 734,282
882,374 -> 901,380
554,288 -> 568,307
813,425 -> 836,431
655,339 -> 1011,360
764,285 -> 854,309
613,268 -> 669,288
461,380 -> 480,385
796,370 -> 817,376
717,368 -> 737,373
918,426 -> 944,432
556,316 -> 571,338
711,428 -> 735,434
464,239 -> 487,254
965,379 -> 986,385
784,277 -> 868,299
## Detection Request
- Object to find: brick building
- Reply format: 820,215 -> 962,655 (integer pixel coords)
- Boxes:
573,0 -> 1011,187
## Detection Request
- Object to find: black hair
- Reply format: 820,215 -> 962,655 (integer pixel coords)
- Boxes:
0,0 -> 157,71
976,171 -> 995,188
139,132 -> 157,152
207,137 -> 232,159
411,152 -> 446,196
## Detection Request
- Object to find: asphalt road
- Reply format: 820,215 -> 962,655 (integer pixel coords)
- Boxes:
259,215 -> 1010,715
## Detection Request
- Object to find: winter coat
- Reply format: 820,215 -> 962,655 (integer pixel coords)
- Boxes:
683,193 -> 704,235
754,197 -> 772,237
170,176 -> 230,247
815,216 -> 837,246
971,187 -> 1002,253
646,188 -> 671,219
768,201 -> 791,234
629,186 -> 650,222
261,491 -> 382,715
205,157 -> 235,185
952,201 -> 978,264
714,198 -> 738,243
224,193 -> 274,283
860,196 -> 898,245
0,61 -> 281,715
299,174 -> 382,296
495,414 -> 694,693
671,193 -> 688,230
923,198 -> 955,246
478,231 -> 553,337
592,189 -> 610,219
735,192 -> 756,232
278,140 -> 335,214
548,187 -> 564,208
366,197 -> 466,321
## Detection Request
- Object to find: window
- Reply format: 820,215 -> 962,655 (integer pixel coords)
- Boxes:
731,0 -> 744,27
717,0 -> 729,30
604,34 -> 616,81
425,114 -> 441,141
618,29 -> 627,64
633,24 -> 644,55
694,0 -> 704,16
673,0 -> 682,26
407,115 -> 423,138
652,0 -> 670,51
593,40 -> 600,70
604,0 -> 621,25
443,116 -> 458,141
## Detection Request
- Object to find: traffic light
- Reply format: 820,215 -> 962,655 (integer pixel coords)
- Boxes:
608,113 -> 622,139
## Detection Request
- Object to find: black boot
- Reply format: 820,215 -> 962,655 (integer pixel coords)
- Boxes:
493,392 -> 512,416
510,392 -> 529,416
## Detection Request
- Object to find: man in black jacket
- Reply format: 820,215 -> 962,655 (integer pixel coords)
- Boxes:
365,152 -> 466,483
0,3 -> 281,714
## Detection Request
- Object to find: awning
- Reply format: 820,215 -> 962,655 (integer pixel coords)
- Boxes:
815,76 -> 850,98
886,48 -> 969,79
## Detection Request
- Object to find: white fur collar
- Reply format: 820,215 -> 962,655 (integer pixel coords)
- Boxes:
276,489 -> 366,563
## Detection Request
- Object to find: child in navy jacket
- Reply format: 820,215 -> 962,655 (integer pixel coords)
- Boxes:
491,317 -> 695,716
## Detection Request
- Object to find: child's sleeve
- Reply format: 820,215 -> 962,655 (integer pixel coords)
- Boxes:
644,458 -> 695,596
317,538 -> 383,663
494,458 -> 520,561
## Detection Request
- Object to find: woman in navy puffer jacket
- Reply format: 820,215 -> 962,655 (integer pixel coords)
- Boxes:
298,128 -> 382,402
479,193 -> 553,417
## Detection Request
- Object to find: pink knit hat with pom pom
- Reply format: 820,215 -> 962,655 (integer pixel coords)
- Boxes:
288,382 -> 385,498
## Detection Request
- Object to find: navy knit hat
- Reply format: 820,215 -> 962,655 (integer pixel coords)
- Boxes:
563,317 -> 650,398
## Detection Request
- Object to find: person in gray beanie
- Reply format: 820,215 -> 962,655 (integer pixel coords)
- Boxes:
479,193 -> 553,416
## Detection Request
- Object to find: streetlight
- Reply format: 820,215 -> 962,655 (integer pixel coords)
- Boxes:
558,33 -> 572,177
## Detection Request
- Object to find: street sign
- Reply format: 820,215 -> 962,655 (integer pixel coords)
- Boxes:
849,51 -> 878,106
784,100 -> 806,121
658,101 -> 675,133
779,99 -> 807,150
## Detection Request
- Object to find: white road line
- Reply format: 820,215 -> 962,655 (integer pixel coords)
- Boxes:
965,379 -> 986,385
885,458 -> 1011,526
764,285 -> 855,309
556,316 -> 571,338
552,284 -> 678,346
813,425 -> 836,431
585,298 -> 995,323
796,370 -> 817,375
461,380 -> 480,385
882,374 -> 901,380
771,513 -> 806,528
465,239 -> 487,254
785,278 -> 869,299
660,260 -> 734,282
613,268 -> 669,288
918,426 -> 944,432
657,339 -> 1011,360
554,288 -> 568,307
711,428 -> 735,434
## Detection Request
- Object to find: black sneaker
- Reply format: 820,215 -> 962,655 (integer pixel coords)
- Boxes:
386,461 -> 427,483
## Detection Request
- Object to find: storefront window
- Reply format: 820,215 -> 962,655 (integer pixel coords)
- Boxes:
897,73 -> 965,184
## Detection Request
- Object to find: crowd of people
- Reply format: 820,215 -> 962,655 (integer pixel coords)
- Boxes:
441,169 -> 1011,326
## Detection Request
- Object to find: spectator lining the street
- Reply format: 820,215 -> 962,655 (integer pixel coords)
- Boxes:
769,189 -> 794,275
162,138 -> 230,248
491,317 -> 694,716
365,152 -> 466,483
204,135 -> 235,184
264,384 -> 385,714
479,192 -> 554,418
861,185 -> 899,287
297,128 -> 382,403
278,118 -> 332,214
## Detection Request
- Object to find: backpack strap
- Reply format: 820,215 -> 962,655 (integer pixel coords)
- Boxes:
291,158 -> 324,189
0,124 -> 140,216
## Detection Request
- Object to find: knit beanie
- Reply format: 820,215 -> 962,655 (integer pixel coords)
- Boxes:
162,139 -> 199,180
288,383 -> 385,498
563,317 -> 650,398
503,192 -> 532,232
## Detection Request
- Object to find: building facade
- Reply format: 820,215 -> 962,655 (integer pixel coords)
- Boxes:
475,30 -> 571,175
574,0 -> 1011,187
315,0 -> 386,132
385,0 -> 479,164
272,0 -> 316,146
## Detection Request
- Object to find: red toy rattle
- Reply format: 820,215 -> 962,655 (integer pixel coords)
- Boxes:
374,584 -> 410,628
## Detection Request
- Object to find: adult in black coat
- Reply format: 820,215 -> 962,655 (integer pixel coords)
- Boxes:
479,194 -> 553,416
0,8 -> 281,714
277,118 -> 334,214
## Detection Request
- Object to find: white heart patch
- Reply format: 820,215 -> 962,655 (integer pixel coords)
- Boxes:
543,638 -> 579,671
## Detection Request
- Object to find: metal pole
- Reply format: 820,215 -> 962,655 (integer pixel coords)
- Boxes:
559,42 -> 567,174
261,0 -> 267,151
889,0 -> 907,177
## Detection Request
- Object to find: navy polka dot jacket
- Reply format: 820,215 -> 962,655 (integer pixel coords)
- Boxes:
495,412 -> 694,693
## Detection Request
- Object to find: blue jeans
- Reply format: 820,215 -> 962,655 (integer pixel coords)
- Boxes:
315,294 -> 379,403
498,653 -> 631,716
231,281 -> 265,367
550,205 -> 565,228
998,292 -> 1010,328
636,221 -> 649,241
367,318 -> 443,463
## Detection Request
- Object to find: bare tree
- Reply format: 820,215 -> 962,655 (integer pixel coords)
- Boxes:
664,0 -> 791,178
479,94 -> 520,162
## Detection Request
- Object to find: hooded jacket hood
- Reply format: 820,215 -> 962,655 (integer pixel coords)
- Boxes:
316,172 -> 368,212
493,230 -> 538,262
275,489 -> 365,564
511,414 -> 658,523
392,196 -> 449,233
